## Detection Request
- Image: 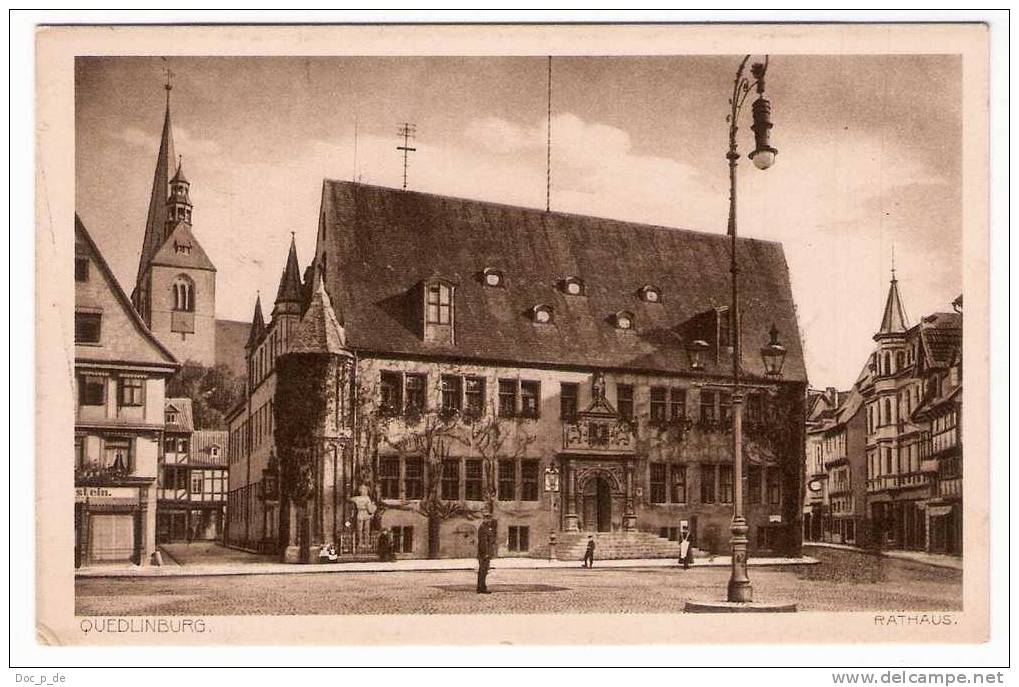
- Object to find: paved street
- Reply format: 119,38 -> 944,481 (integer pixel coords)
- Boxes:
76,547 -> 960,615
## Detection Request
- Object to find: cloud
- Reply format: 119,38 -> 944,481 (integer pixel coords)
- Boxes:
111,125 -> 221,158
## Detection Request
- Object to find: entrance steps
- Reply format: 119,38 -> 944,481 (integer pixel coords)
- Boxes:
554,531 -> 699,561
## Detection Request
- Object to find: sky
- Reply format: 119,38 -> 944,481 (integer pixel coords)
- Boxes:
75,55 -> 962,390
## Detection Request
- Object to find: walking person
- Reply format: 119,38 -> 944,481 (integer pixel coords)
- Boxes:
581,535 -> 596,568
476,513 -> 496,594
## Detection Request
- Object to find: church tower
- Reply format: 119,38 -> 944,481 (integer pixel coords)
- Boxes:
132,78 -> 217,367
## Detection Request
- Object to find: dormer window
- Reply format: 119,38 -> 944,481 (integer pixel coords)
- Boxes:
482,267 -> 505,288
639,285 -> 662,303
613,310 -> 635,331
426,283 -> 452,324
174,241 -> 192,255
531,304 -> 554,324
420,279 -> 455,344
560,276 -> 585,296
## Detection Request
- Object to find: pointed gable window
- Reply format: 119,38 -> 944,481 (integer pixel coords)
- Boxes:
531,304 -> 554,325
559,276 -> 585,296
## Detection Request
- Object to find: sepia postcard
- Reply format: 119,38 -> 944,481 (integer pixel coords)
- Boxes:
34,22 -> 990,648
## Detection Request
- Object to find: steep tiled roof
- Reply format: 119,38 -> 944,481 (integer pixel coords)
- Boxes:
315,181 -> 806,381
288,277 -> 350,356
165,397 -> 194,432
215,318 -> 251,378
919,312 -> 962,368
191,430 -> 228,467
75,215 -> 178,369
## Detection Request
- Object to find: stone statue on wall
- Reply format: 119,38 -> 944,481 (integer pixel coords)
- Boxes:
592,371 -> 606,401
349,484 -> 377,544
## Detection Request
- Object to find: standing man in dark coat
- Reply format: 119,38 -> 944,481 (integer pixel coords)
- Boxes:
476,513 -> 496,593
581,535 -> 596,568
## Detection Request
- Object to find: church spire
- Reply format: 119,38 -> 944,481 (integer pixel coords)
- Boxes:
875,268 -> 909,338
134,80 -> 178,294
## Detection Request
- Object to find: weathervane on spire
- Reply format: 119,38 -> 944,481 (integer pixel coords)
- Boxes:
891,243 -> 897,281
162,59 -> 175,109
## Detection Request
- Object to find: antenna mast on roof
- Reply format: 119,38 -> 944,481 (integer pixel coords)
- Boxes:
397,122 -> 417,190
546,56 -> 553,213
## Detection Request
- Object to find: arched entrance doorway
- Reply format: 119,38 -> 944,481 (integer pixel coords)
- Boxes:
582,475 -> 613,532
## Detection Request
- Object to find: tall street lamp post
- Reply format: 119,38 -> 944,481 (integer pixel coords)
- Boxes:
725,55 -> 777,604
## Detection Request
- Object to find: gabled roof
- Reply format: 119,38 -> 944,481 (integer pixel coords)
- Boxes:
75,215 -> 178,370
314,181 -> 806,381
287,276 -> 350,356
876,276 -> 909,337
275,235 -> 304,305
192,430 -> 228,467
165,397 -> 195,432
149,221 -> 216,272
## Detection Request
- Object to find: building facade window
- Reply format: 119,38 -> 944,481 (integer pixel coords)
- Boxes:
464,377 -> 485,417
391,526 -> 414,554
650,387 -> 667,424
670,388 -> 687,421
521,460 -> 539,501
103,438 -> 132,471
498,379 -> 516,418
560,382 -> 579,420
441,375 -> 463,414
670,465 -> 687,503
649,463 -> 667,503
380,457 -> 400,499
498,459 -> 516,501
118,378 -> 145,407
700,464 -> 717,503
719,392 -> 732,425
520,380 -> 540,418
700,390 -> 717,424
441,459 -> 460,500
75,435 -> 86,468
719,465 -> 734,504
405,374 -> 426,413
380,371 -> 402,414
172,277 -> 195,312
508,525 -> 530,552
464,459 -> 483,501
616,384 -> 634,420
747,465 -> 762,505
766,467 -> 781,505
79,375 -> 106,406
75,312 -> 102,344
404,457 -> 424,500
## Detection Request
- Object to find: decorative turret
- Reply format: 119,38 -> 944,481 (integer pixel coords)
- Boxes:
273,233 -> 304,317
165,156 -> 194,232
245,294 -> 266,350
875,270 -> 909,340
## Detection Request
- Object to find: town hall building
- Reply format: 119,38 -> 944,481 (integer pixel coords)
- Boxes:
225,181 -> 808,562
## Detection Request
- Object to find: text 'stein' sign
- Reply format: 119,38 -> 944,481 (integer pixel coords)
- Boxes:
74,487 -> 138,503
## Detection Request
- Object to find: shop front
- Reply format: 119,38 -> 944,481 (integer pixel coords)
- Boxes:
74,482 -> 153,567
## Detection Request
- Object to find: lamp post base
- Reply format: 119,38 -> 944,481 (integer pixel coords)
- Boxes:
684,600 -> 798,614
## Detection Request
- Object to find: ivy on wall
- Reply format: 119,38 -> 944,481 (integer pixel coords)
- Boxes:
274,354 -> 332,506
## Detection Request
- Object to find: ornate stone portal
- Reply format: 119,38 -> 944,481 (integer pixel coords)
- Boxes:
560,372 -> 637,532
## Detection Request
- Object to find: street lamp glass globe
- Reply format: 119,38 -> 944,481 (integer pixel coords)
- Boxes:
751,149 -> 776,170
